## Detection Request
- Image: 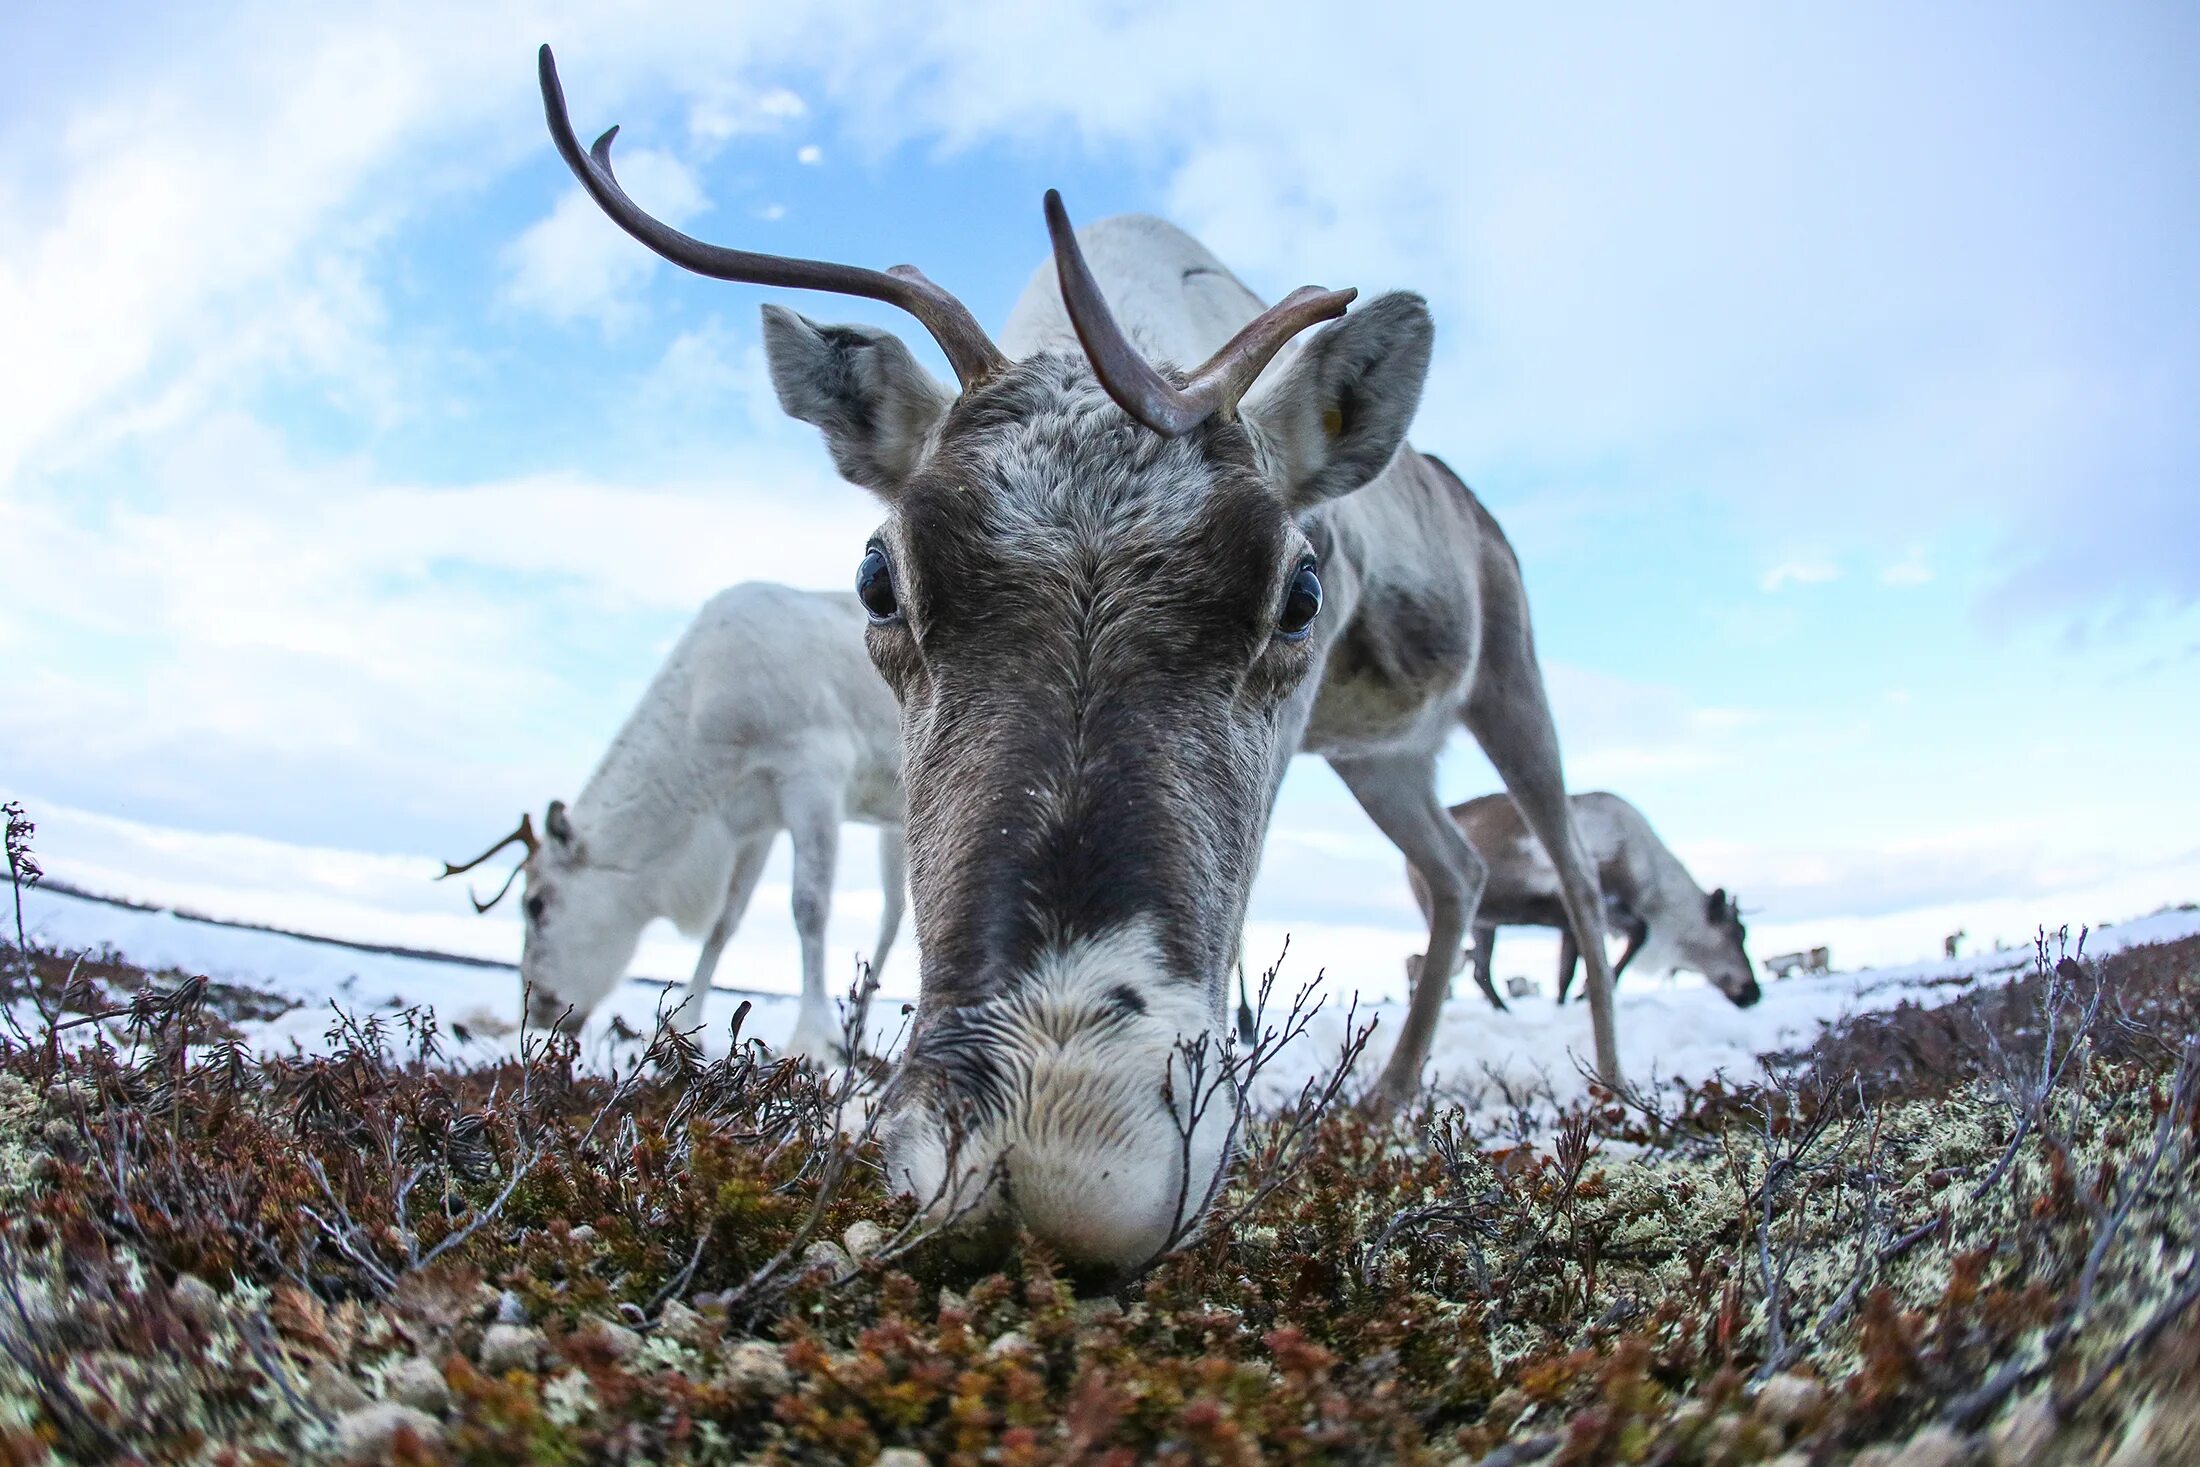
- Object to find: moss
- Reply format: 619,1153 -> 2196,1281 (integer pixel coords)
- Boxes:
3,931 -> 2197,1462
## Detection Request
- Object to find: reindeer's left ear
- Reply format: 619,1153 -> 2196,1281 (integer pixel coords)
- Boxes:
1243,291 -> 1433,514
1706,888 -> 1728,923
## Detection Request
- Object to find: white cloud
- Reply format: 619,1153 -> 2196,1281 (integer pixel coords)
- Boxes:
1880,547 -> 1934,586
1761,560 -> 1842,592
688,83 -> 807,145
795,143 -> 823,165
501,149 -> 706,329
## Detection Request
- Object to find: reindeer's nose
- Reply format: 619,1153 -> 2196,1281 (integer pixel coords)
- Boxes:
1734,978 -> 1764,1008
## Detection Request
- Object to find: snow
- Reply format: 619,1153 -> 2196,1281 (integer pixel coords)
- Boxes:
13,882 -> 2199,1123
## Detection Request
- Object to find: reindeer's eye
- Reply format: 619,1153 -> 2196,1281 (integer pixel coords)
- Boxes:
856,546 -> 900,623
525,893 -> 546,923
1276,558 -> 1322,641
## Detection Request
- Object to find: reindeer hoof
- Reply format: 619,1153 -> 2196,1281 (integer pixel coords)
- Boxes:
781,1027 -> 851,1069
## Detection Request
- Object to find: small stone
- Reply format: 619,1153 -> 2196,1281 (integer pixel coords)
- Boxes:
384,1356 -> 451,1415
1073,1296 -> 1123,1327
308,1363 -> 371,1414
936,1287 -> 967,1316
1889,1425 -> 1971,1467
1753,1372 -> 1826,1430
171,1273 -> 219,1322
842,1219 -> 888,1261
1989,1396 -> 2056,1467
720,1339 -> 792,1397
495,1288 -> 528,1324
801,1240 -> 853,1278
478,1322 -> 546,1373
334,1403 -> 443,1461
985,1329 -> 1036,1360
567,1223 -> 597,1246
470,1282 -> 502,1320
576,1315 -> 643,1362
1852,1450 -> 1901,1467
874,1451 -> 931,1467
658,1298 -> 710,1346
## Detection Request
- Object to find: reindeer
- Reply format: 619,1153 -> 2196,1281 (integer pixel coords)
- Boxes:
439,583 -> 905,1062
539,47 -> 1620,1268
1406,791 -> 1760,1010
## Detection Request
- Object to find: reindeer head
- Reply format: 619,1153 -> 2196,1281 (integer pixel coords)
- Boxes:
542,49 -> 1432,1268
1680,887 -> 1760,1008
442,800 -> 647,1033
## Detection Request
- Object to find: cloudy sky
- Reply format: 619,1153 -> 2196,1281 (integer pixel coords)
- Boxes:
4,1 -> 2196,1002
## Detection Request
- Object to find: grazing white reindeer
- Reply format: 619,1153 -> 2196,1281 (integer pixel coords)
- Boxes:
539,48 -> 1619,1267
1406,791 -> 1760,1009
440,583 -> 905,1061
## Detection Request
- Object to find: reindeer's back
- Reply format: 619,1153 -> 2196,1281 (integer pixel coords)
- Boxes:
1000,214 -> 1272,369
682,584 -> 897,768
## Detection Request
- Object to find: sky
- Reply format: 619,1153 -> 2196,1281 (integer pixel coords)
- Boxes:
3,1 -> 2197,1006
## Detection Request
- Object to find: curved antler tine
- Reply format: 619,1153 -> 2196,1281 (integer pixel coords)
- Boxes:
1182,283 -> 1357,415
1045,189 -> 1357,435
1044,190 -> 1207,436
438,813 -> 540,880
470,863 -> 528,915
539,46 -> 1004,387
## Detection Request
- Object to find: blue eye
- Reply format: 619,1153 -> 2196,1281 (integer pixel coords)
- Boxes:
1276,559 -> 1321,640
856,546 -> 900,622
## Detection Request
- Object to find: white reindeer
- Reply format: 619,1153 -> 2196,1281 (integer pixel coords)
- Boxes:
1407,791 -> 1761,1009
440,583 -> 905,1061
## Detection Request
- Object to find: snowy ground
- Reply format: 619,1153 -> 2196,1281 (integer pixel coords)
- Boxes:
13,882 -> 2199,1121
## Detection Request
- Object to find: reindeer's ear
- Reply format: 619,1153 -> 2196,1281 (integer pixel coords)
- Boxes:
1705,888 -> 1728,923
1243,291 -> 1433,514
761,305 -> 954,499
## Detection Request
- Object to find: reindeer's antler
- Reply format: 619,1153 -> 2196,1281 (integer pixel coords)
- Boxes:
438,814 -> 540,914
539,46 -> 1006,388
1043,190 -> 1355,437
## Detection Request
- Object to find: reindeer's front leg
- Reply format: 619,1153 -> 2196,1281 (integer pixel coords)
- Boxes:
1331,753 -> 1489,1111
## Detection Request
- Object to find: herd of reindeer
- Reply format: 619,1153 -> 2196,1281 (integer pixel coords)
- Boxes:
438,47 -> 1775,1268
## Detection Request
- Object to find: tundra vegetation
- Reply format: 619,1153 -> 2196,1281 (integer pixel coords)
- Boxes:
1,818 -> 2196,1463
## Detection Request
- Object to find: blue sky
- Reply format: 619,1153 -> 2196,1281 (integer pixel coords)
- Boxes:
3,1 -> 2196,996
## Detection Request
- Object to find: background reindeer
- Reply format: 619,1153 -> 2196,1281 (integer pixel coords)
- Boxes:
1406,790 -> 1760,1009
441,583 -> 905,1061
541,46 -> 1619,1266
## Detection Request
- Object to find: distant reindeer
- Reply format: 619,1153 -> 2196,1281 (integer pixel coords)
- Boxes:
1765,946 -> 1831,979
440,583 -> 905,1061
1943,928 -> 1965,960
1407,791 -> 1761,1009
540,47 -> 1619,1268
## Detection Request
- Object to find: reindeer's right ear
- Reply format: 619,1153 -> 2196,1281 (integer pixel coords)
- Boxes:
761,305 -> 954,499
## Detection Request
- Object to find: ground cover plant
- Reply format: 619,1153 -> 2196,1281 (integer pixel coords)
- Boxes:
2,811 -> 2196,1464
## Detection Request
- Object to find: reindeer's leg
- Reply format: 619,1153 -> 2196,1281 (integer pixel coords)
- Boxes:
1334,753 -> 1490,1111
1611,913 -> 1648,983
868,824 -> 907,985
1472,923 -> 1501,1009
1556,925 -> 1580,1005
1463,686 -> 1621,1087
669,832 -> 772,1037
782,784 -> 846,1065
